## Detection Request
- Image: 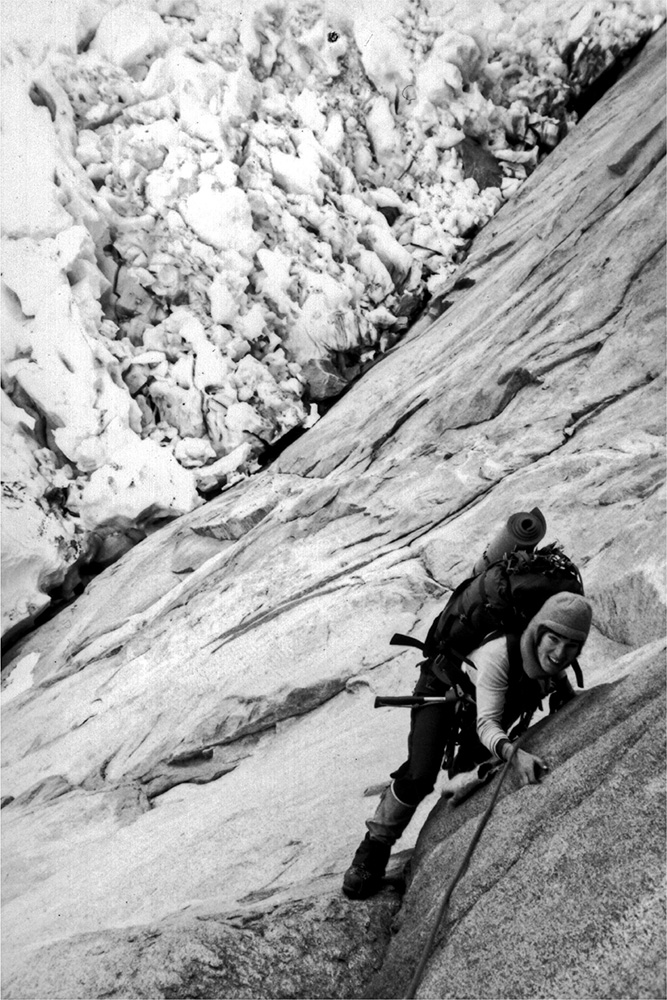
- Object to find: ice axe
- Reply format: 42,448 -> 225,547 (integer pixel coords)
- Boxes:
374,690 -> 469,709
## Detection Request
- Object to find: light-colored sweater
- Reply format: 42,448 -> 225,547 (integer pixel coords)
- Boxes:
465,636 -> 565,756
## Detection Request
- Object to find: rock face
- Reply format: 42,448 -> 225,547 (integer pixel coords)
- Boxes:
10,0 -> 647,638
2,27 -> 665,1000
2,891 -> 402,1000
370,640 -> 666,1000
3,0 -> 662,640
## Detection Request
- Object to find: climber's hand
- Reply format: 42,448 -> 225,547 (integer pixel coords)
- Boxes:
512,749 -> 548,787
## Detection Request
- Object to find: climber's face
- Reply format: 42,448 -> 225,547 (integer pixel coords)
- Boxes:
536,630 -> 580,676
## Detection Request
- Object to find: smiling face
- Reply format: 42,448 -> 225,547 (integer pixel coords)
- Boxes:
536,629 -> 581,676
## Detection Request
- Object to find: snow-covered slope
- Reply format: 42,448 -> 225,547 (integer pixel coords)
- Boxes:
2,0 -> 662,638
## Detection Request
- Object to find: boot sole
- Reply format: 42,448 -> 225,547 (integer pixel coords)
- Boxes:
342,877 -> 383,900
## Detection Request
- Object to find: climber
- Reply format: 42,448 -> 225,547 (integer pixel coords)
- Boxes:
342,591 -> 593,900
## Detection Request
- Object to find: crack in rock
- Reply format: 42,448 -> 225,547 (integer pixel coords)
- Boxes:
563,374 -> 658,439
368,398 -> 430,461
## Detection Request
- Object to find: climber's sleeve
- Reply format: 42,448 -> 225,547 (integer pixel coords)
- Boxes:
467,638 -> 512,757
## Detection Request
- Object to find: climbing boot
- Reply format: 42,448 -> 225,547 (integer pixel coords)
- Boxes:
342,784 -> 417,899
342,833 -> 391,900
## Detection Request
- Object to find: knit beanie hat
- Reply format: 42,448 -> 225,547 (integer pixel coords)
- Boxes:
520,592 -> 593,679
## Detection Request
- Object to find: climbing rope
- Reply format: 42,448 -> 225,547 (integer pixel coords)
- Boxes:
404,742 -> 519,1000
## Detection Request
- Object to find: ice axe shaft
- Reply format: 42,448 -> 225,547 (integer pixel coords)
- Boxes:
374,692 -> 460,708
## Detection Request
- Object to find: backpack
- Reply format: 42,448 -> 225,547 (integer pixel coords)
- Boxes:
391,543 -> 585,688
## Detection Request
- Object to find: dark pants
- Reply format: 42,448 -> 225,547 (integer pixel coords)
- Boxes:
390,662 -> 493,806
390,665 -> 456,807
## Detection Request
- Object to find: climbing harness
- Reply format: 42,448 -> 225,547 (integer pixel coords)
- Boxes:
404,740 -> 520,1000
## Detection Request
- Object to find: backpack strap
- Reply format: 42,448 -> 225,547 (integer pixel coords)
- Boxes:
571,658 -> 584,688
504,633 -> 544,738
505,634 -> 524,679
390,632 -> 426,652
389,632 -> 475,700
431,652 -> 476,700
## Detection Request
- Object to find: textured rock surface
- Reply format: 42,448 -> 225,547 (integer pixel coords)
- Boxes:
370,640 -> 666,1000
2,28 -> 665,1000
10,0 -> 651,636
3,1 -> 662,639
2,889 -> 401,1000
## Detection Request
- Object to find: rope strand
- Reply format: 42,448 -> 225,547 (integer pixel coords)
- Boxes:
404,743 -> 519,1000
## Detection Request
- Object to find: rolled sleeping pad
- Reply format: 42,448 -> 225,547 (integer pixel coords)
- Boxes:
471,507 -> 547,575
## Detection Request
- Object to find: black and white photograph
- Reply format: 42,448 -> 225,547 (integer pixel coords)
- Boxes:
1,1 -> 665,997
